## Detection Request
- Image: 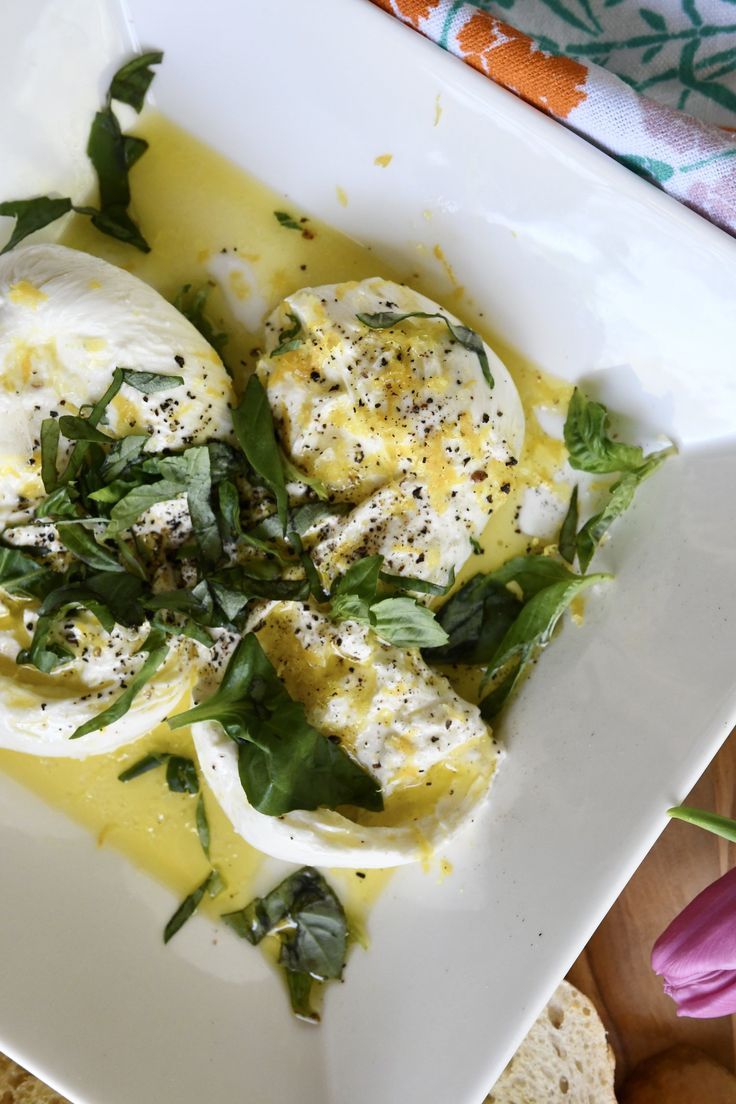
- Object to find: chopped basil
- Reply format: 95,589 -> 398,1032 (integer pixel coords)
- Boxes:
70,623 -> 169,739
222,866 -> 347,1023
40,419 -> 61,492
16,612 -> 73,674
273,211 -> 303,231
84,106 -> 150,252
231,375 -> 288,532
100,434 -> 149,482
558,485 -> 579,565
56,523 -> 126,573
118,752 -> 168,782
357,310 -> 494,390
0,548 -> 57,600
281,454 -> 328,499
166,755 -> 199,794
424,573 -> 522,666
0,196 -> 73,253
108,50 -> 163,112
370,596 -> 448,648
196,794 -> 211,858
470,536 -> 483,556
164,870 -> 219,944
174,284 -> 229,361
270,312 -> 303,358
168,633 -> 383,816
38,572 -> 146,631
57,416 -> 113,444
378,566 -> 455,597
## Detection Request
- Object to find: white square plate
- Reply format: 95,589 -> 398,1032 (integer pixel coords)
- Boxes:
1,2 -> 736,1102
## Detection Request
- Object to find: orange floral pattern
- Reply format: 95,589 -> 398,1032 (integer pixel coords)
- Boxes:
456,10 -> 586,120
372,0 -> 441,30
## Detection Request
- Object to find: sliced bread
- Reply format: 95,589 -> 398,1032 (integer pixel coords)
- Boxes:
487,980 -> 616,1103
0,1052 -> 70,1104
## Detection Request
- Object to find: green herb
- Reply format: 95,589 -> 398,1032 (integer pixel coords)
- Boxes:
273,211 -> 302,231
668,806 -> 736,843
70,623 -> 169,739
562,390 -> 674,571
281,454 -> 328,499
99,434 -> 148,482
329,555 -> 448,647
270,312 -> 303,358
0,548 -> 57,600
57,416 -> 112,444
196,794 -> 211,858
56,523 -> 125,573
107,480 -> 184,535
35,486 -> 79,519
108,50 -> 163,112
118,752 -> 169,782
370,597 -> 448,648
0,196 -> 73,253
480,570 -> 609,718
222,866 -> 347,1023
166,755 -> 199,794
217,480 -> 242,539
231,375 -> 288,532
40,419 -> 61,492
558,485 -> 579,565
84,106 -> 151,252
168,633 -> 382,816
174,284 -> 229,361
424,574 -> 522,666
470,536 -> 483,555
164,870 -> 218,944
564,388 -> 651,474
118,369 -> 184,394
357,310 -> 494,390
16,613 -> 73,673
39,572 -> 146,632
378,566 -> 455,597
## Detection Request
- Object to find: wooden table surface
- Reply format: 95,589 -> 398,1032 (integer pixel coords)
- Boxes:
567,726 -> 736,1085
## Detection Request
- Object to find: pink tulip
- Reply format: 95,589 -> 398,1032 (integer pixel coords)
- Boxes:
652,866 -> 736,1017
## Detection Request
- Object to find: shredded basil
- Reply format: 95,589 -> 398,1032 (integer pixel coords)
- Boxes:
222,866 -> 347,1023
174,284 -> 229,361
231,375 -> 288,532
108,50 -> 163,112
0,197 -> 73,254
357,310 -> 494,389
270,312 -> 303,358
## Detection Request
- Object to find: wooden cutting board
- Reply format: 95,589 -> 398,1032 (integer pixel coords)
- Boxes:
568,727 -> 736,1085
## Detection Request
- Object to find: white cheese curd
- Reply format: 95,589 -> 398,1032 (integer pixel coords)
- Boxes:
0,245 -> 235,755
0,243 -> 235,525
258,278 -> 524,587
192,601 -> 500,867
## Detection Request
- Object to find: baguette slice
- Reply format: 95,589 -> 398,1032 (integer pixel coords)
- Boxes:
487,980 -> 616,1103
0,1052 -> 70,1104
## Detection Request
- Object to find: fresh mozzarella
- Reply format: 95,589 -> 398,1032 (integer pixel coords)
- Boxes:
0,245 -> 235,756
193,601 -> 500,867
0,243 -> 235,525
259,278 -> 524,587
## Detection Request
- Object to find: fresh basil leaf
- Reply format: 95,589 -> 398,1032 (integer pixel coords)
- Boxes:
270,312 -> 303,358
479,664 -> 525,721
34,486 -> 79,519
207,567 -> 308,614
119,369 -> 184,394
370,596 -> 448,648
479,572 -> 609,718
185,446 -> 222,568
357,310 -> 494,389
558,485 -> 579,565
118,752 -> 169,782
488,555 -> 581,599
107,479 -> 184,535
40,572 -> 146,631
273,211 -> 302,231
166,755 -> 199,794
231,375 -> 288,532
163,870 -> 216,944
85,107 -> 149,252
286,532 -> 328,603
667,806 -> 736,843
217,480 -> 242,539
332,555 -> 382,603
40,418 -> 61,492
564,388 -> 649,474
223,866 -> 346,1024
0,547 -> 57,600
330,592 -> 372,625
0,196 -> 73,253
470,536 -> 483,556
196,794 -> 211,858
16,613 -> 73,673
108,50 -> 163,112
169,633 -> 382,816
206,442 -> 243,483
378,566 -> 455,597
424,574 -> 522,665
100,434 -> 148,481
56,523 -> 125,573
281,453 -> 328,499
174,284 -> 229,360
146,581 -> 213,621
575,449 -> 674,573
57,416 -> 112,443
70,623 -> 169,739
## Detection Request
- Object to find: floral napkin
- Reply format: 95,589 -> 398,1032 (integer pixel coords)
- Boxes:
371,0 -> 736,235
